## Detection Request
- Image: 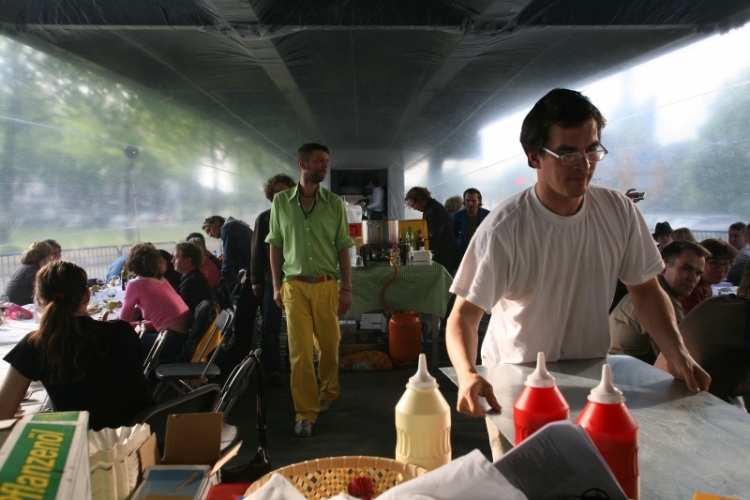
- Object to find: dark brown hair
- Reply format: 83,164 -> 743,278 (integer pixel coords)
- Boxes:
175,241 -> 204,268
297,143 -> 329,163
660,240 -> 710,265
126,243 -> 166,278
405,187 -> 431,204
30,261 -> 95,384
699,238 -> 739,264
263,173 -> 295,202
21,241 -> 52,265
520,88 -> 606,169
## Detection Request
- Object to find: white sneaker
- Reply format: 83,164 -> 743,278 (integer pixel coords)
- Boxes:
319,399 -> 332,413
294,419 -> 313,437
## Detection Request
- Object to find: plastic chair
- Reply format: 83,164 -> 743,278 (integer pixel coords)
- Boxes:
142,330 -> 174,378
152,309 -> 234,401
130,383 -> 221,448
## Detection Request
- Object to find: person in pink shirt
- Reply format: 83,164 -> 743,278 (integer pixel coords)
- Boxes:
121,244 -> 193,361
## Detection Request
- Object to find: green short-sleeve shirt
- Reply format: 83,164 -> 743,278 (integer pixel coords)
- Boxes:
266,184 -> 354,282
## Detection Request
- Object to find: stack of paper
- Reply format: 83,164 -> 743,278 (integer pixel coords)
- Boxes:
89,423 -> 151,500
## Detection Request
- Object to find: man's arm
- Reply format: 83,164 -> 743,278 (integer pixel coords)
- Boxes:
337,246 -> 353,316
270,244 -> 284,310
446,296 -> 501,417
628,277 -> 710,392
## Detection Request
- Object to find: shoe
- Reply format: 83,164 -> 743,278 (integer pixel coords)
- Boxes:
294,419 -> 313,437
319,399 -> 332,413
266,372 -> 284,387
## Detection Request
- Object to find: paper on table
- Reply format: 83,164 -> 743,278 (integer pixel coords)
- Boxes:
379,449 -> 527,500
493,420 -> 628,500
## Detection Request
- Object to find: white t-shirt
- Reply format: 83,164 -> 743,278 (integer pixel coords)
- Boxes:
450,184 -> 663,365
369,186 -> 384,211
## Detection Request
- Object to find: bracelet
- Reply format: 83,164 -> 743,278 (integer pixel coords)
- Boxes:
341,288 -> 352,292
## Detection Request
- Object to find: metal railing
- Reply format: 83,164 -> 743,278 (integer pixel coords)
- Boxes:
0,242 -> 177,293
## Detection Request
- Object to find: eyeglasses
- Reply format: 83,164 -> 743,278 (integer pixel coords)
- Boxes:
707,260 -> 732,269
542,146 -> 608,166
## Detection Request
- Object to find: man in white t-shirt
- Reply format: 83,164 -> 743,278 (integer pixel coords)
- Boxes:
446,88 -> 711,421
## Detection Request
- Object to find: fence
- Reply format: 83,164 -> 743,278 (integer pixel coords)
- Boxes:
0,242 -> 177,292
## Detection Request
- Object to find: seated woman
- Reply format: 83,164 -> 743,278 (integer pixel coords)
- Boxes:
0,261 -> 154,430
3,241 -> 53,305
186,232 -> 221,288
121,243 -> 193,361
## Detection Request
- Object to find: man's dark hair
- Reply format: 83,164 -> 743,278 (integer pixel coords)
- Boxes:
186,232 -> 205,244
369,175 -> 381,188
699,238 -> 739,264
729,221 -> 746,231
297,143 -> 329,163
263,174 -> 295,202
43,239 -> 61,250
175,241 -> 204,268
203,215 -> 225,228
520,88 -> 607,169
463,188 -> 482,206
405,187 -> 431,204
660,240 -> 710,266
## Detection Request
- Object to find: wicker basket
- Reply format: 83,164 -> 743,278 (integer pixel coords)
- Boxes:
244,456 -> 427,499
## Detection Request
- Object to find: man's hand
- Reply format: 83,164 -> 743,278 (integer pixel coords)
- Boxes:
456,371 -> 501,417
252,283 -> 263,298
273,286 -> 284,310
625,188 -> 645,203
662,349 -> 711,393
338,288 -> 352,316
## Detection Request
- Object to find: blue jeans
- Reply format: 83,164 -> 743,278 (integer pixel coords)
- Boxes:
260,278 -> 283,374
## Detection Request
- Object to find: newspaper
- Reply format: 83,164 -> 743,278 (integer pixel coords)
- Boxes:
493,420 -> 628,500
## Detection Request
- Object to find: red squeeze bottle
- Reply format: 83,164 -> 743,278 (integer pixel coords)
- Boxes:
513,352 -> 570,445
576,364 -> 640,500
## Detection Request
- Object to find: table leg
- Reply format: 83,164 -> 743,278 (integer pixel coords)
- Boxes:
431,314 -> 440,370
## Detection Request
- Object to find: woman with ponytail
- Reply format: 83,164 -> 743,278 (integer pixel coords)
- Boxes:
0,261 -> 153,430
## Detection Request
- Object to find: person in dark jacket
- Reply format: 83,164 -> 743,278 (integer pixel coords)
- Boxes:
451,188 -> 491,257
251,173 -> 295,386
172,241 -> 214,314
4,241 -> 53,305
405,187 -> 460,275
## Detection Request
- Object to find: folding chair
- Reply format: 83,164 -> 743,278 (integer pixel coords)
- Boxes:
129,384 -> 221,449
213,348 -> 272,482
152,309 -> 234,401
143,330 -> 174,378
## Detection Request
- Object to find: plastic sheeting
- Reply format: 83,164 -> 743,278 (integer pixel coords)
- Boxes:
0,0 -> 749,260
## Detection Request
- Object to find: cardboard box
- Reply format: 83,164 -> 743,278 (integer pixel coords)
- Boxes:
0,412 -> 91,500
137,413 -> 241,498
360,313 -> 386,332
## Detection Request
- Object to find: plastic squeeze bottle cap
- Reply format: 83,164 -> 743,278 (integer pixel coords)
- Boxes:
588,364 -> 625,404
524,352 -> 556,388
406,354 -> 438,390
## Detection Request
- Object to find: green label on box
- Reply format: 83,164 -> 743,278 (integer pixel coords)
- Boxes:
30,412 -> 79,423
0,423 -> 75,499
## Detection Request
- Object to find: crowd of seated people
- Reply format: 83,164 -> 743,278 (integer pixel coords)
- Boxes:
0,261 -> 154,430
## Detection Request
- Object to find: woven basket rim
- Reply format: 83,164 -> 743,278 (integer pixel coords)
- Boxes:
245,455 -> 427,496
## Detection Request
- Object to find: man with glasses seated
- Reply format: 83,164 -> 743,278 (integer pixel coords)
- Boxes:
446,89 -> 711,458
680,238 -> 738,316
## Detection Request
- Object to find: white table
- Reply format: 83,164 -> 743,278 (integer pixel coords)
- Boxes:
442,355 -> 750,498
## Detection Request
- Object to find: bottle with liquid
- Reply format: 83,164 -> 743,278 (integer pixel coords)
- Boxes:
395,353 -> 451,471
415,230 -> 425,250
391,243 -> 400,266
405,226 -> 414,246
576,364 -> 640,499
120,267 -> 129,291
513,352 -> 570,445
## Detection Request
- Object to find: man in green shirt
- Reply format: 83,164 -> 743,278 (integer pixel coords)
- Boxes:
266,143 -> 354,437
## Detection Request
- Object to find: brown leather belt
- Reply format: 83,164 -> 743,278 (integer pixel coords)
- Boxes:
292,275 -> 332,284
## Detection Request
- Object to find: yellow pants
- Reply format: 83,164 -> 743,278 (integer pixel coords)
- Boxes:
281,279 -> 341,422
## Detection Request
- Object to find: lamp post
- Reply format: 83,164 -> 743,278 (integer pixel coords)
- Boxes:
123,145 -> 141,243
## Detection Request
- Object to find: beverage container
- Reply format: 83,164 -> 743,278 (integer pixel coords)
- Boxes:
576,364 -> 639,500
395,353 -> 451,470
415,230 -> 425,250
513,352 -> 570,445
120,267 -> 129,291
405,226 -> 414,247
